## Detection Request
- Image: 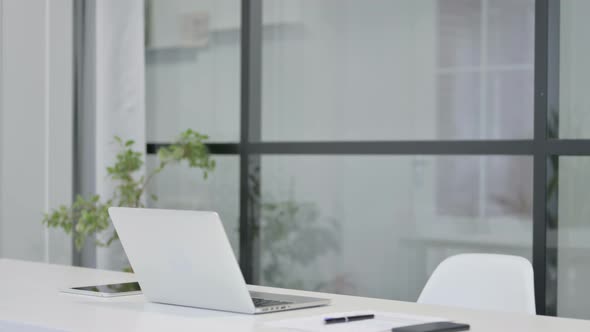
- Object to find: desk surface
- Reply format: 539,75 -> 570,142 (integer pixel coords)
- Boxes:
1,258 -> 589,332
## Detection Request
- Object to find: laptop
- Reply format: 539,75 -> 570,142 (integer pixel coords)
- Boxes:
108,207 -> 330,314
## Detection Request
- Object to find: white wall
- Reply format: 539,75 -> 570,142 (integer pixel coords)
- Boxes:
0,0 -> 73,264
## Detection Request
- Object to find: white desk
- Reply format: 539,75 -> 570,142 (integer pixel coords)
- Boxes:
1,259 -> 589,332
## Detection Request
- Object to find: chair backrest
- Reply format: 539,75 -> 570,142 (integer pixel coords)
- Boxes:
417,254 -> 536,314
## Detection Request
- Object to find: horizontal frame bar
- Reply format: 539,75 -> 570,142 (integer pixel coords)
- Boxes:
147,143 -> 240,155
148,140 -> 535,155
544,140 -> 590,155
247,141 -> 535,155
148,140 -> 590,156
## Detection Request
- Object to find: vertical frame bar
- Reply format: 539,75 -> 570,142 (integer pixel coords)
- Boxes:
533,0 -> 549,315
72,0 -> 85,267
546,155 -> 559,316
546,0 -> 561,316
533,0 -> 560,316
546,0 -> 561,141
73,0 -> 98,268
0,0 -> 3,259
239,0 -> 262,283
532,149 -> 548,315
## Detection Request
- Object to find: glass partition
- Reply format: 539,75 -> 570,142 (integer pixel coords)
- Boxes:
256,155 -> 532,300
146,0 -> 241,143
261,0 -> 534,141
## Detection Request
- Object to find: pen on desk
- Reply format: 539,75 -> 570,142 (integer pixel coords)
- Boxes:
324,314 -> 375,324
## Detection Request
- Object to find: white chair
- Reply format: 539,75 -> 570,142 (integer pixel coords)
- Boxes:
417,253 -> 536,314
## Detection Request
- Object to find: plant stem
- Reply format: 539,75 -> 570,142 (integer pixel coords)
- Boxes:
135,162 -> 167,206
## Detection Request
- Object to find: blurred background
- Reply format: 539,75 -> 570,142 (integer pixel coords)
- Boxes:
1,0 -> 590,320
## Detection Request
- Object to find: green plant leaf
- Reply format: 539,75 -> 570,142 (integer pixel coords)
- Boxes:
42,130 -> 215,258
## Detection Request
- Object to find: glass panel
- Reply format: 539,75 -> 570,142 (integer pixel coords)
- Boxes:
146,155 -> 240,257
559,1 -> 590,138
256,155 -> 532,300
261,0 -> 534,141
556,157 -> 590,319
487,0 -> 535,66
145,0 -> 240,142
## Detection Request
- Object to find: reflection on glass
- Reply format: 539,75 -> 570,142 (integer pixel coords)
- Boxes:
259,198 -> 340,290
146,155 -> 240,257
145,0 -> 241,142
261,0 -> 534,141
557,157 -> 590,319
256,156 -> 532,301
559,0 -> 590,138
73,282 -> 142,293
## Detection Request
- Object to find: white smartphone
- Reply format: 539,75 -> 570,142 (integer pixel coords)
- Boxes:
61,282 -> 142,297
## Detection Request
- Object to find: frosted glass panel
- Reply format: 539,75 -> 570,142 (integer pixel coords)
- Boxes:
559,0 -> 590,138
146,155 -> 240,257
487,0 -> 535,66
256,156 -> 532,300
438,0 -> 481,67
261,0 -> 534,141
556,157 -> 590,319
145,0 -> 240,142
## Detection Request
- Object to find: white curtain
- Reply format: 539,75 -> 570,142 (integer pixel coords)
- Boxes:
0,0 -> 73,264
91,0 -> 146,270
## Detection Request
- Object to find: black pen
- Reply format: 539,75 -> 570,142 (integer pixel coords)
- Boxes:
324,314 -> 375,324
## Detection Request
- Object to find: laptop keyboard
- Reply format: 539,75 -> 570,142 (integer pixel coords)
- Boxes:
252,297 -> 292,308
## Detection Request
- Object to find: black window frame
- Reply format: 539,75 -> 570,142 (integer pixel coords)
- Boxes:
144,0 -> 586,316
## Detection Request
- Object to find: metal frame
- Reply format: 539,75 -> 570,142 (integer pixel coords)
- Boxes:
73,0 -> 99,268
533,0 -> 551,316
239,0 -> 263,282
0,0 -> 3,257
147,140 -> 590,156
533,0 -> 561,316
143,0 -> 569,316
72,0 -> 84,267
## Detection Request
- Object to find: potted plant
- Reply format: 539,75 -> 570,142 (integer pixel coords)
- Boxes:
43,129 -> 215,252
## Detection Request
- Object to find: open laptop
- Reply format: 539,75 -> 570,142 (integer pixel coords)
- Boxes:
108,207 -> 330,314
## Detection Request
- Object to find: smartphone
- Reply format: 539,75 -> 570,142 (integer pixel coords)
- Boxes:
61,282 -> 142,297
391,322 -> 470,332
